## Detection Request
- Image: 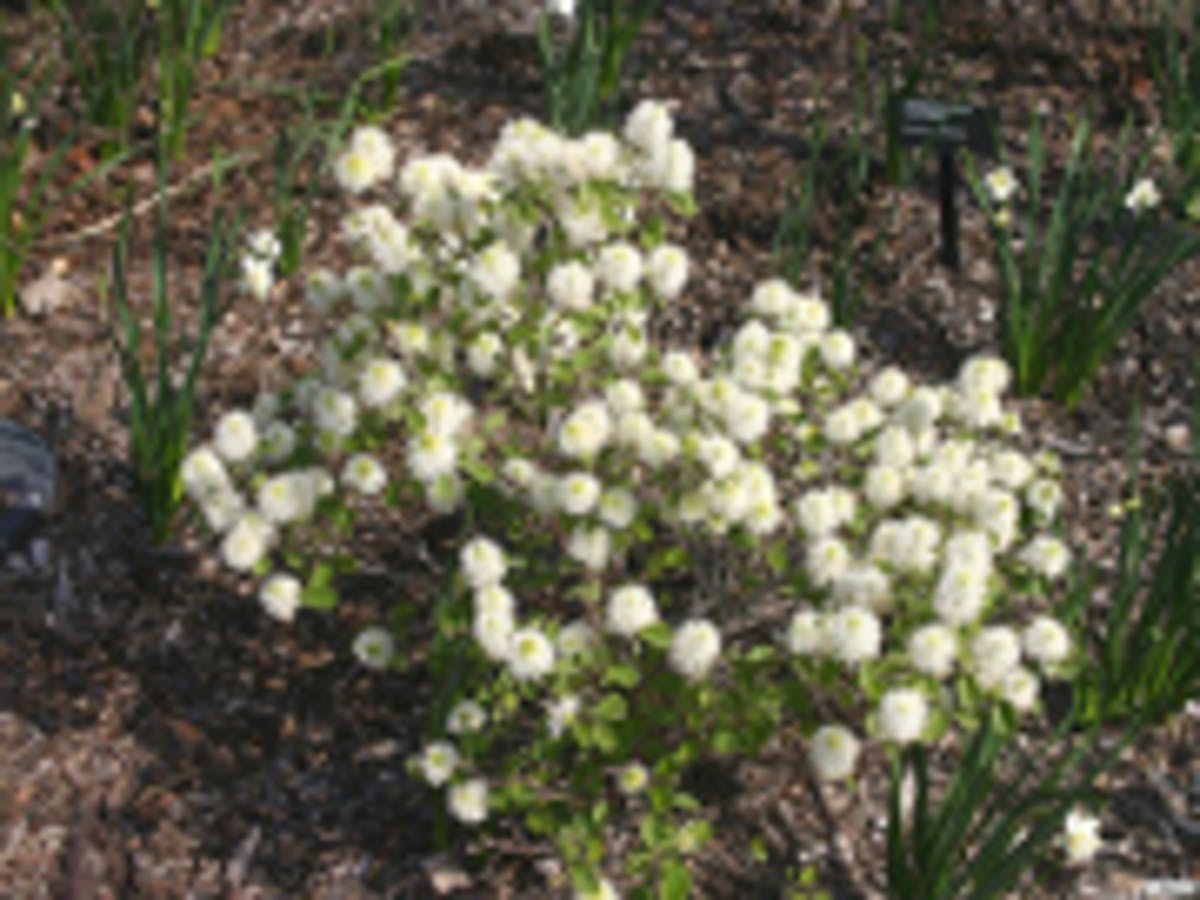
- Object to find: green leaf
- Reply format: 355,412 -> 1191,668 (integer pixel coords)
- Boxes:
640,621 -> 673,650
594,692 -> 628,721
605,663 -> 642,688
302,563 -> 338,609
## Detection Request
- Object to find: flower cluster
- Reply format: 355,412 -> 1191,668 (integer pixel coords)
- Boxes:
184,101 -> 1081,893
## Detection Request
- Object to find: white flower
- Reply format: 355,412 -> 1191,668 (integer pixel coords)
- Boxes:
470,241 -> 521,300
908,624 -> 958,679
869,366 -> 910,407
314,388 -> 358,438
353,626 -> 395,670
809,724 -> 860,781
662,350 -> 699,385
932,562 -> 989,626
1001,665 -> 1039,712
547,694 -> 581,738
201,489 -> 246,533
970,626 -> 1021,690
260,421 -> 296,464
669,619 -> 722,680
1022,616 -> 1071,668
806,537 -> 850,588
557,620 -> 596,657
1019,535 -> 1071,580
467,332 -> 503,377
447,700 -> 487,735
448,778 -> 489,825
474,609 -> 515,661
984,166 -> 1018,204
419,741 -> 459,786
419,391 -> 473,436
959,355 -> 1011,397
1124,177 -> 1160,213
829,606 -> 881,665
624,99 -> 673,157
461,537 -> 507,590
558,400 -> 613,460
786,608 -> 827,656
832,564 -> 891,612
864,464 -> 906,509
181,445 -> 231,500
426,473 -> 465,514
1063,809 -> 1102,864
646,244 -> 689,299
877,688 -> 929,744
597,242 -> 643,295
240,256 -> 274,301
334,126 -> 395,194
819,330 -> 856,370
259,573 -> 302,623
220,513 -> 273,572
617,762 -> 649,795
575,877 -> 619,900
559,472 -> 602,516
1025,478 -> 1063,521
214,410 -> 258,463
407,430 -> 457,482
567,525 -> 611,571
359,358 -> 407,408
508,627 -> 556,681
342,453 -> 388,495
598,488 -> 637,530
606,584 -> 659,637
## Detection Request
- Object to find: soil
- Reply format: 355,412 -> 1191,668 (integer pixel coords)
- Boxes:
0,1 -> 1197,897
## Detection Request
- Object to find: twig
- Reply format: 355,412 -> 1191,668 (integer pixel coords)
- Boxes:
34,147 -> 266,249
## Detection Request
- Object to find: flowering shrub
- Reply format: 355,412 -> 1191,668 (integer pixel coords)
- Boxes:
183,100 -> 1083,895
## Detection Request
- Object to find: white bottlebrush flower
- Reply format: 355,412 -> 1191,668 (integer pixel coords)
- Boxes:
426,472 -> 465,514
809,724 -> 860,781
1019,535 -> 1071,580
869,366 -> 911,407
474,584 -> 516,620
786,608 -> 827,656
669,619 -> 722,680
959,355 -> 1011,397
419,391 -> 474,437
806,537 -> 851,588
220,513 -> 273,572
829,605 -> 881,665
1022,616 -> 1071,668
448,778 -> 489,825
461,537 -> 507,590
559,472 -> 602,516
1001,665 -> 1040,712
469,241 -> 521,300
558,400 -> 613,460
932,562 -> 989,626
557,620 -> 597,657
646,244 -> 689,299
596,242 -> 643,295
832,564 -> 891,612
260,421 -> 296,465
467,332 -> 503,377
970,626 -> 1022,690
419,740 -> 459,786
358,358 -> 407,408
662,350 -> 699,385
446,700 -> 487,735
1025,478 -> 1063,521
214,410 -> 258,463
474,609 -> 515,661
874,425 -> 916,469
546,694 -> 581,738
567,525 -> 611,571
201,488 -> 246,534
353,626 -> 395,670
342,453 -> 388,495
598,488 -> 637,530
984,166 -> 1018,203
181,445 -> 231,500
259,573 -> 302,623
617,762 -> 650,795
876,688 -> 929,744
819,330 -> 856,370
607,324 -> 648,370
314,388 -> 358,438
624,99 -> 673,157
1062,809 -> 1102,864
908,623 -> 958,679
508,627 -> 556,681
1124,177 -> 1160,213
240,256 -> 274,301
334,126 -> 395,194
864,464 -> 906,510
407,430 -> 458,482
606,584 -> 659,637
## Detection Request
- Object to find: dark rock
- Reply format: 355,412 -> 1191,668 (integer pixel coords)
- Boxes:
0,418 -> 57,555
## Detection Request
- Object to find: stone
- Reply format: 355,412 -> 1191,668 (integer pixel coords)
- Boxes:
0,418 -> 57,555
18,268 -> 83,317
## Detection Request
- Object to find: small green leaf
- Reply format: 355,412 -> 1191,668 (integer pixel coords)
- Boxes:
640,621 -> 673,650
594,693 -> 628,721
605,663 -> 642,688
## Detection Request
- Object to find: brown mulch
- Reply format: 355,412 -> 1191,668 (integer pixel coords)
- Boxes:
1,1 -> 1197,897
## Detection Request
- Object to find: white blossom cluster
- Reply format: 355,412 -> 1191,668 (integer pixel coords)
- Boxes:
183,100 -> 1081,864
